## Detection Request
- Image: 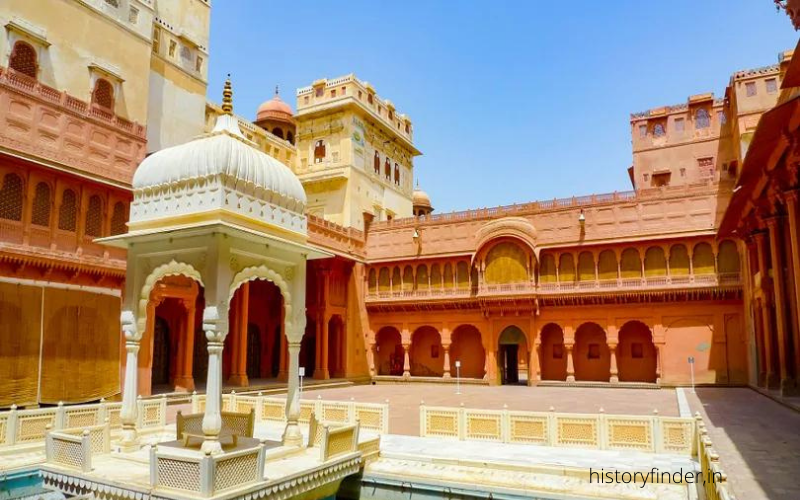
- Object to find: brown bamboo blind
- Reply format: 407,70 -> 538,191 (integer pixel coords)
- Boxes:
0,282 -> 41,407
40,288 -> 120,404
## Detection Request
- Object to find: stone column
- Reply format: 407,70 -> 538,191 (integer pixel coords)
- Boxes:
119,311 -> 141,451
314,314 -> 323,379
609,343 -> 619,383
565,343 -> 575,383
442,343 -> 451,379
227,284 -> 249,386
655,344 -> 663,384
368,342 -> 377,377
784,191 -> 800,378
754,232 -> 778,389
528,342 -> 540,386
174,300 -> 196,391
319,315 -> 330,380
402,342 -> 411,377
766,217 -> 792,393
282,340 -> 303,447
201,306 -> 227,455
278,329 -> 288,381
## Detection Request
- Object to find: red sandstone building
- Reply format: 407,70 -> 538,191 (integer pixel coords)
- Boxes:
2,1 -> 800,408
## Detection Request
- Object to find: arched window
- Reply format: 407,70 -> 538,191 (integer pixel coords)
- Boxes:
92,78 -> 114,110
693,242 -> 715,275
84,194 -> 103,237
695,109 -> 710,129
373,151 -> 380,174
271,127 -> 284,139
669,244 -> 690,276
394,164 -> 400,185
313,140 -> 326,163
644,247 -> 667,277
0,173 -> 24,221
58,189 -> 77,231
286,131 -> 294,144
110,201 -> 127,235
577,252 -> 595,281
31,182 -> 51,227
653,123 -> 666,137
384,158 -> 391,179
620,248 -> 642,278
9,41 -> 38,79
717,240 -> 740,274
597,250 -> 617,280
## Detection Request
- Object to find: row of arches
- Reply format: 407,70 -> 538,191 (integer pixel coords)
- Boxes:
366,240 -> 740,293
372,321 -> 659,384
539,241 -> 739,283
368,260 -> 474,293
0,172 -> 128,237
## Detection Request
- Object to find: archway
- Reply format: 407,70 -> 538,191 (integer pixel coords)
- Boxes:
327,315 -> 345,378
540,323 -> 567,381
574,322 -> 610,382
375,326 -> 403,376
410,326 -> 443,377
223,278 -> 284,383
617,321 -> 657,383
450,325 -> 485,379
141,273 -> 202,395
498,326 -> 528,385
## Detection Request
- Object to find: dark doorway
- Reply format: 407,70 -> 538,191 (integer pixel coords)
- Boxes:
152,317 -> 171,386
500,344 -> 520,384
271,325 -> 281,378
301,331 -> 316,378
246,323 -> 261,379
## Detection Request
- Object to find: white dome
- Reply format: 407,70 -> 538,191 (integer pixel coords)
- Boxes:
130,107 -> 307,235
133,115 -> 306,211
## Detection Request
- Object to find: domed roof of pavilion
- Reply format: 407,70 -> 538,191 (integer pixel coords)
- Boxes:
130,77 -> 307,235
256,87 -> 294,124
412,183 -> 433,210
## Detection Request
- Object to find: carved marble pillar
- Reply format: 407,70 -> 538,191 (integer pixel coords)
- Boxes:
655,343 -> 664,384
119,311 -> 141,451
442,343 -> 451,379
201,306 -> 227,455
282,341 -> 303,447
402,342 -> 411,378
314,313 -> 323,379
609,343 -> 619,383
278,328 -> 288,381
766,217 -> 792,393
565,343 -> 575,383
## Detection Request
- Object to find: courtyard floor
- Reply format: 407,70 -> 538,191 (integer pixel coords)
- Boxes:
298,383 -> 679,435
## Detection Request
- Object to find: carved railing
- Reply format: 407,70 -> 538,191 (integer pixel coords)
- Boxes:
0,66 -> 146,185
307,213 -> 366,258
366,272 -> 741,301
419,404 -> 695,455
191,392 -> 389,434
369,179 -> 732,231
696,413 -> 737,500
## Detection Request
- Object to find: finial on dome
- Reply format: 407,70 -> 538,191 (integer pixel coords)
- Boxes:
222,74 -> 233,115
275,85 -> 279,96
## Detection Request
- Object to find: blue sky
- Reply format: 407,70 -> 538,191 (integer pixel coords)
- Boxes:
207,1 -> 797,213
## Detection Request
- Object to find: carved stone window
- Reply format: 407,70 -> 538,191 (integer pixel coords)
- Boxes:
110,201 -> 126,235
745,81 -> 756,97
766,78 -> 777,94
674,118 -> 685,133
394,163 -> 400,185
31,182 -> 51,227
653,123 -> 666,137
0,173 -> 23,221
373,151 -> 380,174
313,140 -> 326,163
9,41 -> 38,79
92,78 -> 114,109
384,158 -> 391,179
695,109 -> 710,129
58,189 -> 77,231
85,195 -> 103,237
638,124 -> 647,138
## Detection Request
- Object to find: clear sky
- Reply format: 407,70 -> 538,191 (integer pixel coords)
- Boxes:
207,1 -> 798,213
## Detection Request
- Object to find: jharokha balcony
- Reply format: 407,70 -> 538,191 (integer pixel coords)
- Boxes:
0,66 -> 147,186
